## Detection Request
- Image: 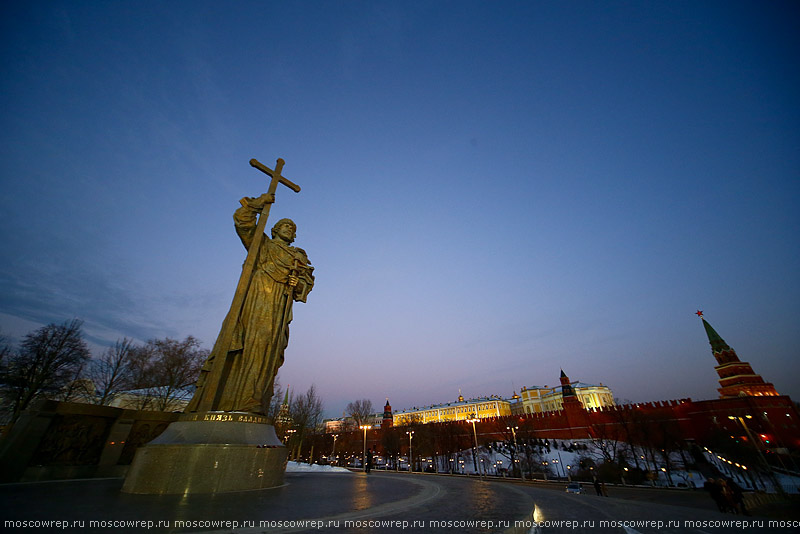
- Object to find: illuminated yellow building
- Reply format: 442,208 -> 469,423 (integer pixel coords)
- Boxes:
393,393 -> 511,425
513,381 -> 614,415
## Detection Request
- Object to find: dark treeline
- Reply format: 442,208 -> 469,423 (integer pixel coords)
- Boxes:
0,319 -> 208,424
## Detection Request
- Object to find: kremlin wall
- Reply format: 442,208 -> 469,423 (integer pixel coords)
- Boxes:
328,316 -> 800,459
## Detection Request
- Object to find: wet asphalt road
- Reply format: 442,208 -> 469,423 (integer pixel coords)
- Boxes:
1,471 -> 796,534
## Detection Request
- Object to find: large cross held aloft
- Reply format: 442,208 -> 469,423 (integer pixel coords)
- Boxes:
189,158 -> 301,413
250,158 -> 301,195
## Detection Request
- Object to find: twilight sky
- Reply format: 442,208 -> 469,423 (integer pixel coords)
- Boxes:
2,1 -> 798,418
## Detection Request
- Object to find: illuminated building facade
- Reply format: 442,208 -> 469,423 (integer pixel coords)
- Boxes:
393,392 -> 511,425
513,380 -> 615,415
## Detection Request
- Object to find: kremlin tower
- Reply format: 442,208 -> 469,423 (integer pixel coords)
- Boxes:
559,369 -> 590,438
559,369 -> 584,410
697,312 -> 779,398
382,398 -> 393,429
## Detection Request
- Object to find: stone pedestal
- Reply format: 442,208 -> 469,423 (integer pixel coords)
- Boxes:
121,413 -> 287,494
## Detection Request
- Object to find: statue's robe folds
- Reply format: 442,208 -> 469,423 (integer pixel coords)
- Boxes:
187,200 -> 314,414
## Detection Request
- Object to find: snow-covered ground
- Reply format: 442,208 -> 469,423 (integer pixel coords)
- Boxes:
700,445 -> 800,494
286,461 -> 351,474
411,438 -> 800,494
289,438 -> 799,493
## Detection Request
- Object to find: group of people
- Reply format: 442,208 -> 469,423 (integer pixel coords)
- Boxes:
703,477 -> 748,515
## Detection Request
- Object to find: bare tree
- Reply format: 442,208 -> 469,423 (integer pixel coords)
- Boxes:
347,398 -> 374,427
141,336 -> 207,411
266,375 -> 286,424
609,401 -> 647,470
515,418 -> 546,479
288,384 -> 324,460
0,332 -> 11,421
588,421 -> 623,464
0,331 -> 10,365
0,319 -> 90,423
58,361 -> 95,403
490,420 -> 521,476
119,336 -> 207,411
430,419 -> 470,472
121,344 -> 156,409
381,427 -> 402,469
87,338 -> 137,406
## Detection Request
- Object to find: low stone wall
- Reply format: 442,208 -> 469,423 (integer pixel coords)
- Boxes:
0,400 -> 179,483
743,490 -> 797,509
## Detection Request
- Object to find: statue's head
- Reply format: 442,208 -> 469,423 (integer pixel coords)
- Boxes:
271,218 -> 297,243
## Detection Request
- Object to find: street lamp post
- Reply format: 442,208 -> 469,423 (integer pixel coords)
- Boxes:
331,434 -> 338,466
552,458 -> 563,478
728,414 -> 778,490
466,415 -> 482,479
360,425 -> 371,471
406,430 -> 414,472
285,429 -> 296,460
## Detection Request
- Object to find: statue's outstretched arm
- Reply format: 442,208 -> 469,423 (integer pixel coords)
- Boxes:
233,194 -> 274,249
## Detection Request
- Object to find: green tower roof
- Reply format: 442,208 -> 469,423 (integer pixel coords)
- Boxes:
702,318 -> 732,354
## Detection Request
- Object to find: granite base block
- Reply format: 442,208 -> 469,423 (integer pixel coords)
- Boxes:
121,442 -> 288,494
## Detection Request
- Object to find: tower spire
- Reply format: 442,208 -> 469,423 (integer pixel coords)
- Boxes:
559,369 -> 581,407
701,316 -> 734,358
557,369 -> 588,439
697,313 -> 778,398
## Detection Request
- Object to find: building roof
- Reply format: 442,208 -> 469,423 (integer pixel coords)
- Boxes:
702,318 -> 734,354
522,381 -> 606,391
119,386 -> 195,400
394,396 -> 509,414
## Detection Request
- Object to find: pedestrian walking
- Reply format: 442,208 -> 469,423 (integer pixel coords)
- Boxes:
704,477 -> 727,512
718,479 -> 735,513
725,477 -> 748,515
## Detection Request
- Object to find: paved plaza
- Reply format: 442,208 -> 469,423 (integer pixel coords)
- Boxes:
1,471 -> 796,534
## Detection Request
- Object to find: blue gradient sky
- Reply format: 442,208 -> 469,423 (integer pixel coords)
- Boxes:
2,1 -> 798,417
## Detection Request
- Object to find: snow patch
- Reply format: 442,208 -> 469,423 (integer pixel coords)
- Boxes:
286,461 -> 352,474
